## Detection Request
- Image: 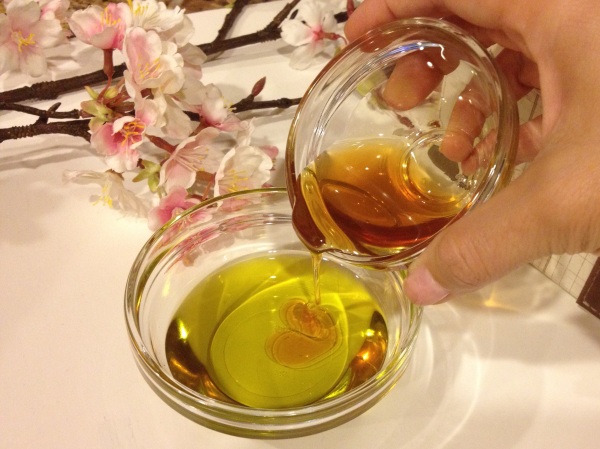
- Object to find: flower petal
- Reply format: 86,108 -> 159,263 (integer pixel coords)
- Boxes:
214,145 -> 272,196
280,19 -> 313,47
19,48 -> 48,78
0,41 -> 19,75
296,1 -> 324,28
289,41 -> 322,70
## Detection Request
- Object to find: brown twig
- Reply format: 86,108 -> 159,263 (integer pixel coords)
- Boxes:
232,96 -> 300,113
200,26 -> 281,55
0,120 -> 91,143
266,0 -> 300,29
0,102 -> 81,119
213,0 -> 251,42
0,65 -> 126,103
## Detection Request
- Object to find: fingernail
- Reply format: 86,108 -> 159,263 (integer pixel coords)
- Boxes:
404,266 -> 450,305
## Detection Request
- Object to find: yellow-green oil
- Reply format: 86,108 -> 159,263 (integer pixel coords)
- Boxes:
165,252 -> 388,409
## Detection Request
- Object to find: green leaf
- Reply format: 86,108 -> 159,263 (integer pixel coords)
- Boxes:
133,159 -> 161,192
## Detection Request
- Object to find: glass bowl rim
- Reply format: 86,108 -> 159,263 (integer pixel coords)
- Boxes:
124,187 -> 423,432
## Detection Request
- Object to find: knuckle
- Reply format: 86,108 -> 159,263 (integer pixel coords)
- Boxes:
431,231 -> 497,291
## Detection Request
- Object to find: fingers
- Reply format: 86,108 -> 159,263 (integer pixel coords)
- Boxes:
345,0 -> 450,42
381,50 -> 446,111
440,48 -> 541,171
440,76 -> 491,171
345,0 -> 530,47
495,49 -> 540,95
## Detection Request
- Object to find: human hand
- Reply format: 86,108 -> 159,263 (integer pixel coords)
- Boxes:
346,0 -> 600,305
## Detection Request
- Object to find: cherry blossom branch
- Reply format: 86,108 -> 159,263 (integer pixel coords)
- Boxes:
0,95 -> 302,144
0,0 -> 339,104
0,1 -> 343,145
0,0 -> 353,227
201,3 -> 348,55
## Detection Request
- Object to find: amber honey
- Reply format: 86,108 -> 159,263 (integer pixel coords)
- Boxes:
292,137 -> 471,256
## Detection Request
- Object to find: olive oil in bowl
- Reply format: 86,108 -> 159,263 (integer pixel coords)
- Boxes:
165,252 -> 388,409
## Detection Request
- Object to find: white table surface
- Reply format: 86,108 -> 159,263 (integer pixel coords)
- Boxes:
1,3 -> 600,448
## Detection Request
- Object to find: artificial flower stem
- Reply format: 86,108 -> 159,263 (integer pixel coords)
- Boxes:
103,49 -> 115,83
146,134 -> 177,154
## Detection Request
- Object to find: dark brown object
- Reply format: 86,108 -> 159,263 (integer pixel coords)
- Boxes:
577,258 -> 600,319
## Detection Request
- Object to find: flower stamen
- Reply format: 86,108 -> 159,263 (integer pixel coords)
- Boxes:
138,59 -> 161,80
120,119 -> 145,146
224,168 -> 249,191
13,31 -> 36,52
101,9 -> 122,27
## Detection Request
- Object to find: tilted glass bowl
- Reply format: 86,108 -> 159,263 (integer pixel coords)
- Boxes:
286,18 -> 518,268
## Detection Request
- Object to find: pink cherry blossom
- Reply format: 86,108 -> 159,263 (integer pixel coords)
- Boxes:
261,144 -> 279,166
68,3 -> 132,51
121,27 -> 190,138
280,0 -> 343,70
159,126 -> 223,193
130,0 -> 206,78
0,0 -> 67,77
91,115 -> 151,173
147,185 -> 200,231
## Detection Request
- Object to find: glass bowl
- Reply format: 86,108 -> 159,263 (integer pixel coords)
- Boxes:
124,188 -> 422,438
286,18 -> 518,269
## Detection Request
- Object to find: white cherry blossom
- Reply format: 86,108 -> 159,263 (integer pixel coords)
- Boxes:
63,170 -> 150,216
280,0 -> 344,70
214,144 -> 273,197
159,126 -> 223,193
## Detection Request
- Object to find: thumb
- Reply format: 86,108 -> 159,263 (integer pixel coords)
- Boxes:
402,166 -> 555,305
